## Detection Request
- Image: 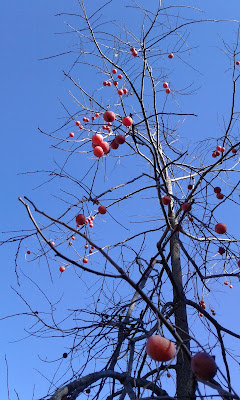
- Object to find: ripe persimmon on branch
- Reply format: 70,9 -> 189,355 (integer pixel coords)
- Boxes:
3,1 -> 240,399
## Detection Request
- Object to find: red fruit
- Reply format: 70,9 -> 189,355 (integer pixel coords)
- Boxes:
100,141 -> 110,154
132,50 -> 138,57
107,82 -> 112,87
113,81 -> 118,86
98,205 -> 107,214
91,116 -> 95,121
130,92 -> 133,96
165,88 -> 171,94
215,223 -> 227,234
189,217 -> 193,222
86,118 -> 90,123
103,81 -> 107,86
69,132 -> 74,138
167,372 -> 171,378
89,249 -> 93,254
76,214 -> 86,225
103,111 -> 115,122
83,258 -> 88,264
232,148 -> 237,154
218,247 -> 225,255
162,196 -> 171,205
93,146 -> 104,158
123,88 -> 128,94
50,241 -> 55,246
118,89 -> 124,96
72,236 -> 75,240
224,281 -> 229,285
214,187 -> 221,194
211,309 -> 215,313
191,352 -> 217,381
162,196 -> 172,205
236,61 -> 240,65
90,216 -> 94,221
92,134 -> 103,144
122,116 -> 133,127
83,117 -> 86,122
199,313 -> 203,317
27,250 -> 31,254
85,245 -> 88,249
201,304 -> 206,309
168,53 -> 174,59
111,141 -> 119,149
181,203 -> 191,212
95,113 -> 100,117
146,335 -> 176,362
75,121 -> 81,127
89,223 -> 93,228
215,150 -> 220,156
118,74 -> 123,79
59,266 -> 65,272
69,241 -> 73,246
91,246 -> 95,250
188,184 -> 193,190
220,147 -> 225,152
130,47 -> 135,52
216,145 -> 222,151
212,152 -> 217,158
163,82 -> 168,88
216,193 -> 224,200
115,135 -> 125,145
112,68 -> 117,74
229,284 -> 233,289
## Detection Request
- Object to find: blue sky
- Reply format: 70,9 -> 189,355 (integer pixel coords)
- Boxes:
1,1 -> 240,399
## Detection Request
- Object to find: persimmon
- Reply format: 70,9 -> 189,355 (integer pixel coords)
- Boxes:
146,335 -> 176,362
122,116 -> 133,127
76,214 -> 86,225
103,111 -> 115,122
92,134 -> 103,146
191,352 -> 217,381
215,223 -> 227,234
98,205 -> 107,214
93,146 -> 104,158
162,196 -> 171,205
115,135 -> 125,145
181,203 -> 191,212
111,141 -> 119,149
218,247 -> 225,255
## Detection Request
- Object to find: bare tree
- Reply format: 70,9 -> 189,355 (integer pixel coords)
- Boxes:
2,1 -> 240,399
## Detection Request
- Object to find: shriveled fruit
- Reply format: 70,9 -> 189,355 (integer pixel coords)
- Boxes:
162,196 -> 171,205
115,135 -> 125,145
191,352 -> 217,381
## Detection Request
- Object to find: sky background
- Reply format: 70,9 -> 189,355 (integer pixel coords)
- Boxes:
1,1 -> 240,399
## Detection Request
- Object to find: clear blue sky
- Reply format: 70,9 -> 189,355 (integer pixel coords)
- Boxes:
1,1 -> 240,398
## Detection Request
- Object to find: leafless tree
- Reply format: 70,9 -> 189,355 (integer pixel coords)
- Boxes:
2,1 -> 240,399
